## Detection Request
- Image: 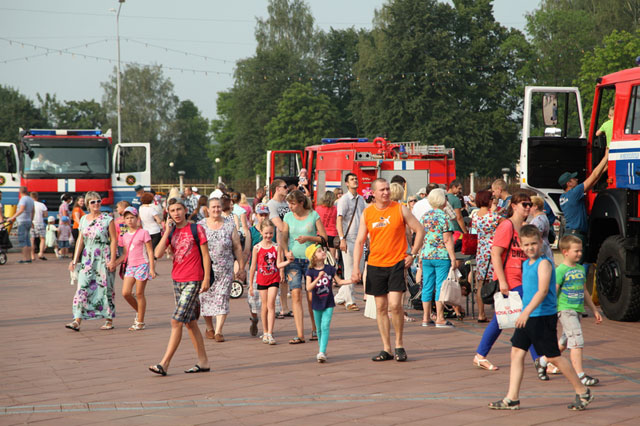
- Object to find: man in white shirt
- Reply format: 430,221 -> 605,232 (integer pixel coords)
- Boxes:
29,192 -> 48,261
412,183 -> 440,221
335,173 -> 366,310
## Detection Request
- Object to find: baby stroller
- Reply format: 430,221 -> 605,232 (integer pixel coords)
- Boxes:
405,267 -> 422,311
0,221 -> 12,265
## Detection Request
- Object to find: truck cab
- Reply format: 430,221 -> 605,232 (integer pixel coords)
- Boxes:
521,69 -> 640,321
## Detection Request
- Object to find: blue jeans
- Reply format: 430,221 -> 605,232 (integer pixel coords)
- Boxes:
476,285 -> 539,361
285,258 -> 309,290
421,258 -> 451,302
313,307 -> 334,354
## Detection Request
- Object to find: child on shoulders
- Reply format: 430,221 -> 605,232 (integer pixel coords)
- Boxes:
488,225 -> 594,411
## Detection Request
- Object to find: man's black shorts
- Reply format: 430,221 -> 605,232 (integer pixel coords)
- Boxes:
511,314 -> 561,358
366,260 -> 406,296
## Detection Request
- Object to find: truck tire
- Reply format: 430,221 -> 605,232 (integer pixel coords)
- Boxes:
596,235 -> 640,321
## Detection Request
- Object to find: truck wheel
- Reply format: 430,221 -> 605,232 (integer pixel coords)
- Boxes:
596,235 -> 640,321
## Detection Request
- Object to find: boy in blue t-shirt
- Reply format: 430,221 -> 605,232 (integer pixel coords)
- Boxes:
489,225 -> 594,411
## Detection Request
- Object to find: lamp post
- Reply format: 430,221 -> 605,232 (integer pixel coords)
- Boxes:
178,171 -> 186,193
215,158 -> 221,184
116,0 -> 125,145
501,168 -> 510,184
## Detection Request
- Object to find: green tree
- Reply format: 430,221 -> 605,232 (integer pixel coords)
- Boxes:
575,29 -> 640,125
166,100 -> 212,180
0,85 -> 47,142
37,93 -> 106,129
351,0 -> 534,175
526,0 -> 640,86
316,27 -> 365,137
266,82 -> 338,151
101,64 -> 178,176
211,0 -> 320,182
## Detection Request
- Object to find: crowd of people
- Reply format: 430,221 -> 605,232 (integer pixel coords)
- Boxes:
1,160 -> 608,411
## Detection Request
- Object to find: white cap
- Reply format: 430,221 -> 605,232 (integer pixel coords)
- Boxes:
209,189 -> 223,199
191,186 -> 198,192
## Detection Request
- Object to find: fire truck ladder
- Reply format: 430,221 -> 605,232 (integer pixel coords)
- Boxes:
394,141 -> 451,156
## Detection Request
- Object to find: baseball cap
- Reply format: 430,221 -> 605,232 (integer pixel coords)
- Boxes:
47,216 -> 55,222
134,185 -> 144,192
305,244 -> 321,262
61,216 -> 70,222
255,203 -> 269,215
416,187 -> 426,196
558,171 -> 578,187
123,206 -> 138,216
191,186 -> 198,192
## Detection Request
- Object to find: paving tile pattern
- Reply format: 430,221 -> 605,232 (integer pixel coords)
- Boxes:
1,252 -> 639,424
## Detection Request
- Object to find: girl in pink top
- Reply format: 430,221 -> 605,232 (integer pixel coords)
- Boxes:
315,191 -> 338,258
116,207 -> 156,330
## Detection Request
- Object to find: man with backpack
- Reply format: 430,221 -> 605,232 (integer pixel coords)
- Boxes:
149,198 -> 211,376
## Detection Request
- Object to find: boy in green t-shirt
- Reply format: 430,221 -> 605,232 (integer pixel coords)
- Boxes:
548,235 -> 602,386
595,106 -> 614,148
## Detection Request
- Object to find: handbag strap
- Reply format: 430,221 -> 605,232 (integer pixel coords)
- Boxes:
344,195 -> 359,237
123,228 -> 141,264
483,220 -> 514,282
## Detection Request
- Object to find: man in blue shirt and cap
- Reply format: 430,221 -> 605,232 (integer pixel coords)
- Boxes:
558,154 -> 608,263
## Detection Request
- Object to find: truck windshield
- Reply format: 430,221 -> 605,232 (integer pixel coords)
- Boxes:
23,145 -> 109,176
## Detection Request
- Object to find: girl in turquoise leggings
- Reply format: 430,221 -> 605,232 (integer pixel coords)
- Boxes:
305,244 -> 351,363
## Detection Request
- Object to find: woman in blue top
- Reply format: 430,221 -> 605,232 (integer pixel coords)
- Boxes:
281,190 -> 328,344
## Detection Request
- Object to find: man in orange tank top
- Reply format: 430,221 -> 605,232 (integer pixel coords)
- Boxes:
351,178 -> 425,362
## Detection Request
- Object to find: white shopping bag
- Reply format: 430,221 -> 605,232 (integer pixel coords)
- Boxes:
494,291 -> 523,330
438,268 -> 463,306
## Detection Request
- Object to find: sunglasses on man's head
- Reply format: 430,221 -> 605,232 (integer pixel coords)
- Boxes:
88,199 -> 102,205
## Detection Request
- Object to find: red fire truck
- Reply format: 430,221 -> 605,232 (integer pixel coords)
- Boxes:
521,68 -> 640,321
0,129 -> 150,215
267,137 -> 456,204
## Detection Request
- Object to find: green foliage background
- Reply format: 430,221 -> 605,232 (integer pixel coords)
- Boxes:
2,0 -> 640,185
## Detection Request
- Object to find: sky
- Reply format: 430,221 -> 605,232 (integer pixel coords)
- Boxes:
0,0 -> 539,121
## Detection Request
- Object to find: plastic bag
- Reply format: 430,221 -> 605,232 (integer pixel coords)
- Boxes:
494,291 -> 523,329
438,268 -> 463,306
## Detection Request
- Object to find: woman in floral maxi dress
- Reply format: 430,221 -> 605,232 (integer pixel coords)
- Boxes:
65,191 -> 118,331
198,197 -> 246,342
470,190 -> 501,323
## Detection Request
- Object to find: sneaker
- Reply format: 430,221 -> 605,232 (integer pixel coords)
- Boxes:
535,358 -> 549,381
316,352 -> 327,363
580,374 -> 599,386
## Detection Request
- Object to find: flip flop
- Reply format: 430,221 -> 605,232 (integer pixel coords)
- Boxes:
65,321 -> 80,332
149,364 -> 167,376
283,311 -> 294,318
372,351 -> 393,362
276,313 -> 285,319
395,347 -> 408,362
184,364 -> 211,373
477,318 -> 490,323
289,337 -> 305,344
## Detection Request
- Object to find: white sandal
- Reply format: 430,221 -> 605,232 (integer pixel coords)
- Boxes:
129,321 -> 145,331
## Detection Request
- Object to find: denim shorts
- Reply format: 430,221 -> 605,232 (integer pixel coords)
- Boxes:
285,258 -> 309,290
17,222 -> 32,247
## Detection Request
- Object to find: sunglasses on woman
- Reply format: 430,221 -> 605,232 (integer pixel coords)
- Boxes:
520,202 -> 532,208
88,199 -> 102,205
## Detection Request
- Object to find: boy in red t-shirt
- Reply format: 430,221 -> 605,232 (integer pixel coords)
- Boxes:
149,199 -> 211,376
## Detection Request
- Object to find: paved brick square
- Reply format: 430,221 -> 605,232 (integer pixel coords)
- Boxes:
1,252 -> 639,424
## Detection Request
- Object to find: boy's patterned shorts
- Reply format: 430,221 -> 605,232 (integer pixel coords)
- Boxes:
172,280 -> 201,323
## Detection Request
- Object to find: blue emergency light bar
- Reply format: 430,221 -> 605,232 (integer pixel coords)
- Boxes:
28,129 -> 103,136
321,138 -> 368,144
